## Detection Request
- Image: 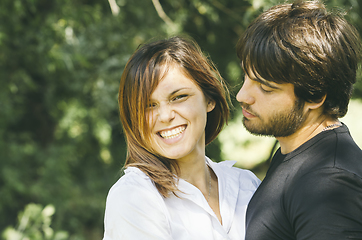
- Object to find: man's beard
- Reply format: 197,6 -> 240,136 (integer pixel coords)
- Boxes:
242,99 -> 306,137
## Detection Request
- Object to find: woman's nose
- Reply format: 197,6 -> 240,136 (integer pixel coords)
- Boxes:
158,103 -> 175,122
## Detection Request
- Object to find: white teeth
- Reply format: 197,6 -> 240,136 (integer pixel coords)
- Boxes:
159,126 -> 186,139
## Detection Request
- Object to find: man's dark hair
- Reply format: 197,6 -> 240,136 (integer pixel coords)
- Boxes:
237,0 -> 362,118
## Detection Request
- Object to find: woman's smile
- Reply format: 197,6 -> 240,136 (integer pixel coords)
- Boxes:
158,125 -> 186,140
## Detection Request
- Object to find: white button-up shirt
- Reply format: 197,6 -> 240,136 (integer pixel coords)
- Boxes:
103,157 -> 260,240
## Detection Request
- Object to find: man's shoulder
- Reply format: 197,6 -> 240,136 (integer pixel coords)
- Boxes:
284,125 -> 362,178
333,127 -> 362,176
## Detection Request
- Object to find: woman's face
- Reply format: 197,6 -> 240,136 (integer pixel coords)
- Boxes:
146,65 -> 215,163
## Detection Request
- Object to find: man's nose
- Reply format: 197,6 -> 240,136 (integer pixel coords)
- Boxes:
236,77 -> 255,105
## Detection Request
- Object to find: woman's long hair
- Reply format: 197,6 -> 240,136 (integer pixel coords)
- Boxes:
118,36 -> 230,197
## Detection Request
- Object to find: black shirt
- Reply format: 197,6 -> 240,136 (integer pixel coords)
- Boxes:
245,124 -> 362,240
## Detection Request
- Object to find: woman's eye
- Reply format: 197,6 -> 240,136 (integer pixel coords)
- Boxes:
147,102 -> 157,109
172,94 -> 188,101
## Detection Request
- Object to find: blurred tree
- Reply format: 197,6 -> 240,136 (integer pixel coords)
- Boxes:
0,0 -> 154,238
0,0 -> 361,239
2,204 -> 68,240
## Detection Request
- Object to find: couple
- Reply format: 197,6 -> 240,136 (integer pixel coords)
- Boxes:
103,1 -> 362,239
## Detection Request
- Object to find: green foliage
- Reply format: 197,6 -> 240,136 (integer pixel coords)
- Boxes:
2,204 -> 68,240
0,0 -> 361,239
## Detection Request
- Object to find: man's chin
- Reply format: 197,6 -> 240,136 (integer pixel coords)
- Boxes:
242,117 -> 302,138
242,120 -> 272,137
245,128 -> 274,137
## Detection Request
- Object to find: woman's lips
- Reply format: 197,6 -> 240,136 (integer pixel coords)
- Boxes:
158,125 -> 186,139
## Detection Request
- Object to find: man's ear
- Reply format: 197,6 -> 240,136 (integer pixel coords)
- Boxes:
207,100 -> 216,112
305,94 -> 327,111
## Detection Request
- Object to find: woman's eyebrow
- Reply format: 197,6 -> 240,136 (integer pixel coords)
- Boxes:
149,87 -> 192,101
169,87 -> 191,96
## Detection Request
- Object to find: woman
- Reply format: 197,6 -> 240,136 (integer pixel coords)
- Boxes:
103,36 -> 260,240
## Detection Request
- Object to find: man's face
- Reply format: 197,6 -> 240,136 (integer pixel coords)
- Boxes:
236,72 -> 307,137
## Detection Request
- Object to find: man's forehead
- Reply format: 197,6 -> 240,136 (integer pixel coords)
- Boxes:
245,68 -> 278,88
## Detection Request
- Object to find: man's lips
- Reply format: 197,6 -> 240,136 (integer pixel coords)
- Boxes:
242,108 -> 257,118
239,102 -> 258,118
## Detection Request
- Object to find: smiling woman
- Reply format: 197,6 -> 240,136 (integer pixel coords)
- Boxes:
102,36 -> 260,240
146,65 -> 215,162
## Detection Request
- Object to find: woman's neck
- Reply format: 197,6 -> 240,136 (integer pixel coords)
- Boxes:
177,153 -> 207,186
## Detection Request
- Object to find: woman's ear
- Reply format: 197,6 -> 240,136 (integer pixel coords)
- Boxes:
207,100 -> 216,112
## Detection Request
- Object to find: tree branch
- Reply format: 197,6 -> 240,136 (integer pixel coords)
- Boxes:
108,0 -> 120,16
151,0 -> 175,28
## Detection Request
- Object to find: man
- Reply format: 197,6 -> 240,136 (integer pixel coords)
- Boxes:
236,0 -> 362,239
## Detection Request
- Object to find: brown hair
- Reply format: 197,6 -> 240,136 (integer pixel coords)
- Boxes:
118,36 -> 230,197
237,0 -> 362,118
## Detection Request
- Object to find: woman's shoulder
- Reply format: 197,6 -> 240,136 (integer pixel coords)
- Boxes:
106,167 -> 162,204
227,164 -> 261,189
103,167 -> 172,239
116,166 -> 151,184
207,158 -> 261,189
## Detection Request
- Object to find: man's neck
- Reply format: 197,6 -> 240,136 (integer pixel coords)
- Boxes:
277,115 -> 338,154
